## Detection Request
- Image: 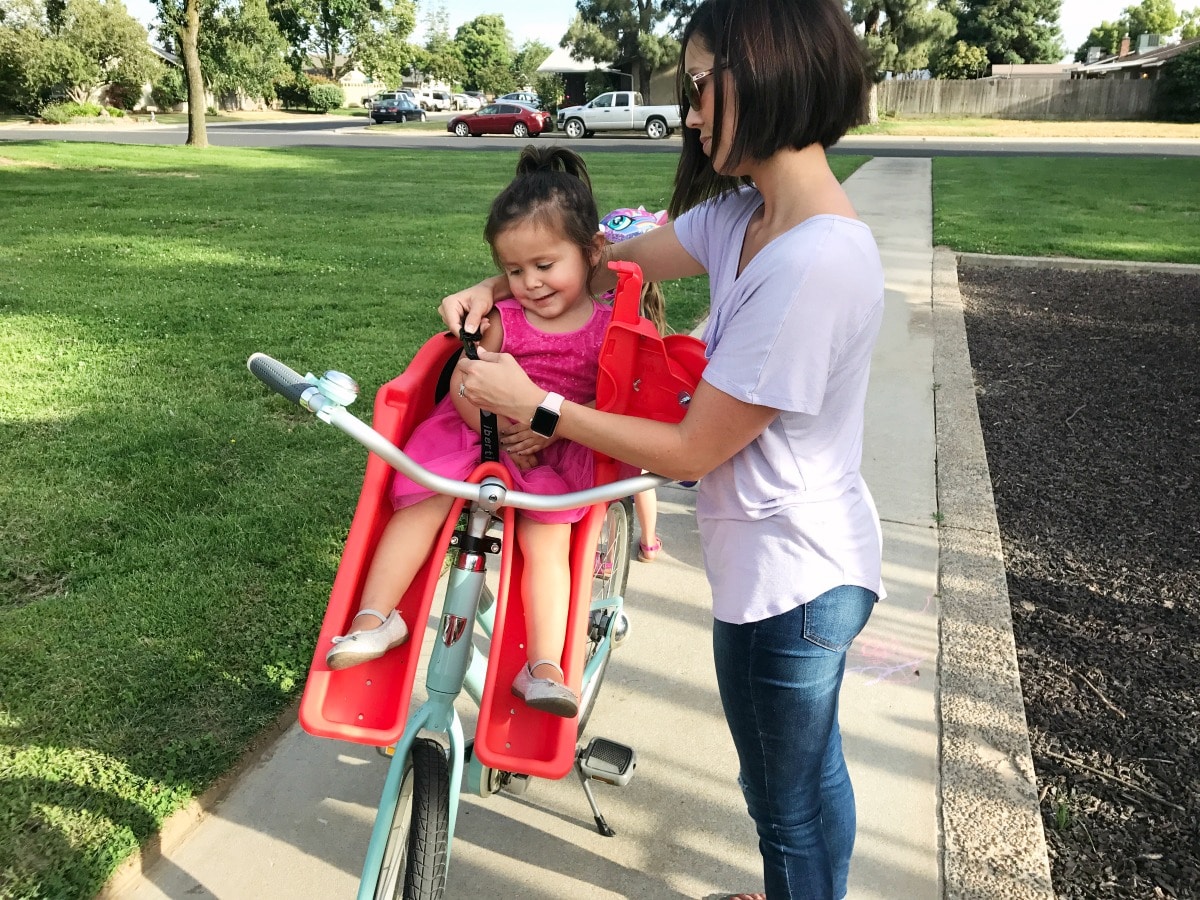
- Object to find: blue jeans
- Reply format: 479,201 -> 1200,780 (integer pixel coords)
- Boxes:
713,585 -> 877,900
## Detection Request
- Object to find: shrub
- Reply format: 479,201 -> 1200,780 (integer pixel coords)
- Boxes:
274,71 -> 311,109
308,82 -> 344,112
39,102 -> 74,124
106,106 -> 125,117
1155,46 -> 1200,122
151,68 -> 186,111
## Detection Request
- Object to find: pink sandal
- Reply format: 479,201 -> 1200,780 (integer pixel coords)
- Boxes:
638,536 -> 662,562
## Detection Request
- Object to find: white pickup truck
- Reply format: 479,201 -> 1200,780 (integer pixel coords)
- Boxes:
556,91 -> 682,140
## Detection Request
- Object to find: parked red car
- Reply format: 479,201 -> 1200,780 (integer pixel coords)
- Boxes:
446,101 -> 553,138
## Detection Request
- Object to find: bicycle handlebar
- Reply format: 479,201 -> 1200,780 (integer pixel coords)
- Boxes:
247,352 -> 669,511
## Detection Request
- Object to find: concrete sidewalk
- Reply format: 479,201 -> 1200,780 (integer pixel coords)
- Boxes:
107,158 -> 1047,899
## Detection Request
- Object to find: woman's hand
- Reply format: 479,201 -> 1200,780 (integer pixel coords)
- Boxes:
455,347 -> 545,424
439,276 -> 505,337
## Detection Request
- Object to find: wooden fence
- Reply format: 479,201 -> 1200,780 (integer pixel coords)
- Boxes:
875,77 -> 1157,120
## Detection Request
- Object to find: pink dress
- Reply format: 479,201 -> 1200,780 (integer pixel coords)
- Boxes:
389,298 -> 613,524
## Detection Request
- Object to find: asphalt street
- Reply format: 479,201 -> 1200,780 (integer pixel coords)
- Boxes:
2,115 -> 1199,156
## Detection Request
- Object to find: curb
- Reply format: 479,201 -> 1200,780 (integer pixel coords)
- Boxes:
96,699 -> 301,899
957,251 -> 1200,276
933,246 -> 1055,898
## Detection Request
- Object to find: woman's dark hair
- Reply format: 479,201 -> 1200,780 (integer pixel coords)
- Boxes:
485,144 -> 601,273
669,0 -> 870,217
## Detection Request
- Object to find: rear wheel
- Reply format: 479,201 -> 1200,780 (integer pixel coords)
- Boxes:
578,497 -> 634,736
513,122 -> 530,137
645,117 -> 669,140
374,738 -> 449,900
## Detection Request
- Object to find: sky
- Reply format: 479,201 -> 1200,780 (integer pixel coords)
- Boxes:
123,0 -> 1141,64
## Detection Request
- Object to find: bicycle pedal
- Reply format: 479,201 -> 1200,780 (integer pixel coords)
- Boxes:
577,737 -> 636,786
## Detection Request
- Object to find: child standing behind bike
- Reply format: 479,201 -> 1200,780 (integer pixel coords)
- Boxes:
326,144 -> 619,720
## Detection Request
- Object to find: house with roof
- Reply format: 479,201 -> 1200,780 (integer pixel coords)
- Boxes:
1072,34 -> 1200,81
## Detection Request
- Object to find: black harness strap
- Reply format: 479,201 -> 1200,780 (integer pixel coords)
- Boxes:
460,329 -> 500,464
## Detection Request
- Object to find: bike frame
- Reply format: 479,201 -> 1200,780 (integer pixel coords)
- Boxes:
246,353 -> 660,900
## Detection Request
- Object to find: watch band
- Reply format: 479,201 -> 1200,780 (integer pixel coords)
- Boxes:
538,392 -> 564,417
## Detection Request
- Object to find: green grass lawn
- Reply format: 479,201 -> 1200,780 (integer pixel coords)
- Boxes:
933,156 -> 1200,263
0,142 -> 864,897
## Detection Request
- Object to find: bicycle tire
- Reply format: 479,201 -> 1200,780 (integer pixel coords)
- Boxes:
374,738 -> 449,900
578,497 -> 634,735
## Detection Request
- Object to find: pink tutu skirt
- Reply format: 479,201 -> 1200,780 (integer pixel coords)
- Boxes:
389,395 -> 609,524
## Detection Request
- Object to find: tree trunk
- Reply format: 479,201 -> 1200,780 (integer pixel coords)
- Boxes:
182,0 -> 207,147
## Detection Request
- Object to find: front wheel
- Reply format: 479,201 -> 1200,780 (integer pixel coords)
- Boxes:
374,738 -> 449,900
578,497 -> 634,736
645,117 -> 669,140
564,117 -> 586,139
512,122 -> 530,137
453,122 -> 470,137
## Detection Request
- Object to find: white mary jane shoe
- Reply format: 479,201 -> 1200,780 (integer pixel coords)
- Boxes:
510,658 -> 579,718
326,609 -> 409,671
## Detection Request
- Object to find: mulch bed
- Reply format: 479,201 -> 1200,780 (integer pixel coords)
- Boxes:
958,265 -> 1200,899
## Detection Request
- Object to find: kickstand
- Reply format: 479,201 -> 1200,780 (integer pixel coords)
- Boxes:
575,759 -> 616,836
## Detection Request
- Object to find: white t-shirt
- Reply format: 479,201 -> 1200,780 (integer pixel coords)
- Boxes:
674,186 -> 887,624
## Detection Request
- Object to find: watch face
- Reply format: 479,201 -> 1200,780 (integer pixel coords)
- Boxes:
530,405 -> 560,437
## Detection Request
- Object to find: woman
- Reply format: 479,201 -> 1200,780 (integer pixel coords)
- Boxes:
442,1 -> 883,896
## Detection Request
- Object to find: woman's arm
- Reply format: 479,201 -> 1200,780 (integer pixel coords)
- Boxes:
456,348 -> 777,482
592,222 -> 706,296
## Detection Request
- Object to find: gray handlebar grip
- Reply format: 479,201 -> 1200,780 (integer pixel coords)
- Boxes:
247,352 -> 310,405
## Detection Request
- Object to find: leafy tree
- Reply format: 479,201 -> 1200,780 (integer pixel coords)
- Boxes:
202,0 -> 288,106
1155,43 -> 1200,120
511,39 -> 551,88
455,13 -> 512,94
269,0 -> 414,80
533,71 -> 565,109
1122,0 -> 1179,42
155,0 -> 214,146
420,2 -> 464,84
0,0 -> 158,112
944,0 -> 1065,64
355,0 -> 417,88
1182,6 -> 1200,37
848,0 -> 957,76
929,38 -> 989,77
1074,20 -> 1124,61
563,0 -> 679,97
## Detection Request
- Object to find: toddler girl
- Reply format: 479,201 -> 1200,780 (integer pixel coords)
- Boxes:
326,145 -> 613,720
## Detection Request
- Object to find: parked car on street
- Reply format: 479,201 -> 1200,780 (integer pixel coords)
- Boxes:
365,89 -> 414,110
452,93 -> 482,110
556,90 -> 681,139
498,91 -> 541,108
447,101 -> 553,137
414,89 -> 454,111
369,97 -> 427,124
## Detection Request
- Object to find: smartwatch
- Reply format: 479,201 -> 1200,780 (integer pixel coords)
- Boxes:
530,392 -> 565,438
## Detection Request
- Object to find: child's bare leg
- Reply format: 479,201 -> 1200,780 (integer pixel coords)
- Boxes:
351,494 -> 455,632
517,518 -> 572,681
634,489 -> 661,561
509,517 -> 579,717
326,493 -> 453,670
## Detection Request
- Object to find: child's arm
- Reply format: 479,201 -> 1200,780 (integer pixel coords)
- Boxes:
500,401 -> 595,458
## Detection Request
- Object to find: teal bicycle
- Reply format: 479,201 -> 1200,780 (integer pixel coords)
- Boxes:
248,260 -> 707,899
248,347 -> 661,900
